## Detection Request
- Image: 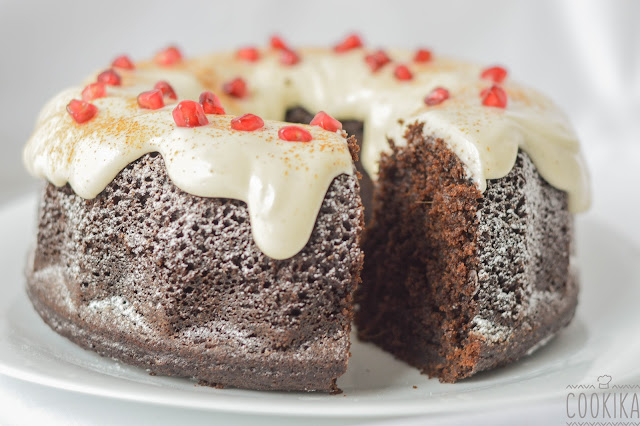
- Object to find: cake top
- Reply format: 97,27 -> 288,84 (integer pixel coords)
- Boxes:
23,35 -> 591,259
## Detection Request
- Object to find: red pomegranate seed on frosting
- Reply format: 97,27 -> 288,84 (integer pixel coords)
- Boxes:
153,80 -> 178,100
137,89 -> 164,110
394,64 -> 413,81
270,35 -> 288,50
66,99 -> 97,124
365,50 -> 391,72
154,81 -> 177,100
280,49 -> 300,66
231,113 -> 264,131
310,111 -> 342,132
424,87 -> 450,106
82,82 -> 106,102
223,77 -> 248,98
97,69 -> 121,86
334,33 -> 363,53
414,49 -> 433,63
155,46 -> 182,66
199,91 -> 226,114
172,100 -> 209,127
279,125 -> 312,142
111,55 -> 135,70
481,85 -> 508,108
480,66 -> 508,83
237,47 -> 260,62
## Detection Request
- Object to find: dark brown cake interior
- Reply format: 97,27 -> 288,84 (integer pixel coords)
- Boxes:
355,122 -> 577,382
355,126 -> 482,381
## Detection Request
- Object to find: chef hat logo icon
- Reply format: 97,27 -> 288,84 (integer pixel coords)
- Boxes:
598,375 -> 612,389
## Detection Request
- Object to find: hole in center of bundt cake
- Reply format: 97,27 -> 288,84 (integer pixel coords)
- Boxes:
284,107 -> 373,223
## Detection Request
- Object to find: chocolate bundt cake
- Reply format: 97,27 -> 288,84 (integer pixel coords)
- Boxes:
29,150 -> 363,392
23,34 -> 590,391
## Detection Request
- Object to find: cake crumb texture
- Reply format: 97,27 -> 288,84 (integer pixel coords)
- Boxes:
356,122 -> 577,382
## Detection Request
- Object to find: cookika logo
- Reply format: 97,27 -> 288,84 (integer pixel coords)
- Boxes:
599,375 -> 612,390
566,375 -> 640,424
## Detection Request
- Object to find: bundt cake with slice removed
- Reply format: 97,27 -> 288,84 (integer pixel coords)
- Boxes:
23,34 -> 591,391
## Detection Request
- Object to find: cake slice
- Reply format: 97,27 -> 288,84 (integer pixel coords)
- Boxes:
355,123 -> 577,382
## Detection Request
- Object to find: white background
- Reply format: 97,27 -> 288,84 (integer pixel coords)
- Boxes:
1,0 -> 638,424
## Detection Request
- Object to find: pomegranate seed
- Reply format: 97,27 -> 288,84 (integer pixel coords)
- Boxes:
279,125 -> 312,142
231,113 -> 264,131
172,100 -> 209,127
137,89 -> 164,110
155,46 -> 182,66
82,82 -> 106,101
481,85 -> 508,108
154,81 -> 177,100
223,77 -> 247,98
334,33 -> 363,53
480,66 -> 508,83
394,64 -> 413,81
270,35 -> 288,50
237,47 -> 260,62
111,55 -> 135,70
414,49 -> 432,63
66,99 -> 98,124
280,49 -> 300,66
310,111 -> 342,132
97,69 -> 121,86
199,91 -> 226,114
365,50 -> 391,72
424,87 -> 450,106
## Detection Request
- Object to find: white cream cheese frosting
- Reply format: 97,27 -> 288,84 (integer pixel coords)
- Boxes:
23,44 -> 591,259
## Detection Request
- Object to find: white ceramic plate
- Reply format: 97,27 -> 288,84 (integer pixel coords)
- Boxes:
1,194 -> 638,418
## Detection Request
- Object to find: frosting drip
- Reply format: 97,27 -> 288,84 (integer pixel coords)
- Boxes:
24,80 -> 353,260
24,46 -> 591,259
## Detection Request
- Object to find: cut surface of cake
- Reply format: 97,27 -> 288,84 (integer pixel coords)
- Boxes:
22,35 -> 591,391
355,125 -> 577,382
